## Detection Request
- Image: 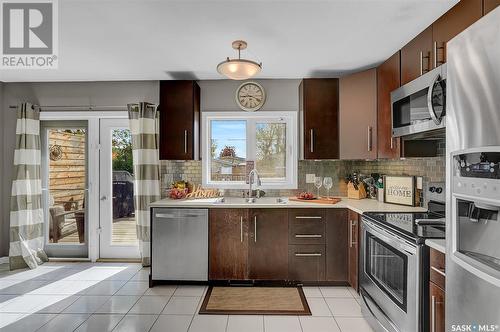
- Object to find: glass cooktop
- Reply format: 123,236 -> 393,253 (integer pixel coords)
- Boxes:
363,211 -> 446,243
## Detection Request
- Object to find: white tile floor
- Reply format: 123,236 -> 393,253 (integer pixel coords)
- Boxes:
0,263 -> 373,332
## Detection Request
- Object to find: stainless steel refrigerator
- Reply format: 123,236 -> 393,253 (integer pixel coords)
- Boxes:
446,6 -> 500,330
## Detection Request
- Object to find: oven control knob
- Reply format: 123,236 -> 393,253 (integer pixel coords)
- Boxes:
491,162 -> 495,167
490,168 -> 495,173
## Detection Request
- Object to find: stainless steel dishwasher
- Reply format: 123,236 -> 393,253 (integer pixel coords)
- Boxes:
151,208 -> 208,282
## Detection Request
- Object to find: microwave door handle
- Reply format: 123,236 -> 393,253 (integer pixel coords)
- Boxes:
427,73 -> 443,125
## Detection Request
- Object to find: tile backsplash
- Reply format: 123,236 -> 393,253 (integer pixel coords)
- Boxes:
160,157 -> 445,201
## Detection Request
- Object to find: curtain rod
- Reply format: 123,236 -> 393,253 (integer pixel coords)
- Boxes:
8,104 -> 157,111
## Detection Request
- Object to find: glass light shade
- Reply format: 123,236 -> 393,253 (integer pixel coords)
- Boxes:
217,59 -> 261,80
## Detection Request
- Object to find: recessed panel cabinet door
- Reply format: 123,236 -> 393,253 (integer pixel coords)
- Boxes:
339,69 -> 377,160
248,209 -> 288,280
401,26 -> 433,85
377,52 -> 401,159
429,282 -> 445,332
301,79 -> 339,159
209,209 -> 248,280
325,209 -> 349,282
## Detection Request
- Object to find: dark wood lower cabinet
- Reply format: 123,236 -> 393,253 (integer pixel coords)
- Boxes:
288,245 -> 326,282
347,210 -> 360,290
209,209 -> 248,280
248,209 -> 288,280
326,209 -> 349,282
429,282 -> 445,332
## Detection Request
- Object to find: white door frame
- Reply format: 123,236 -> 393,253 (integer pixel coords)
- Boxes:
99,118 -> 140,259
40,111 -> 128,262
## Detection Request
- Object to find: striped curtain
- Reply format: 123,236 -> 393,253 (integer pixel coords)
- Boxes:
9,103 -> 48,270
128,102 -> 160,266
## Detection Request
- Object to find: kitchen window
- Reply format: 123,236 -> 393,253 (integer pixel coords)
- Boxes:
202,112 -> 297,189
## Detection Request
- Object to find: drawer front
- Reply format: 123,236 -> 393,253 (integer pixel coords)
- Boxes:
288,244 -> 326,282
429,248 -> 446,289
288,209 -> 326,245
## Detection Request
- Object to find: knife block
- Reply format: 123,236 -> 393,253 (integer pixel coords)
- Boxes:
347,182 -> 367,200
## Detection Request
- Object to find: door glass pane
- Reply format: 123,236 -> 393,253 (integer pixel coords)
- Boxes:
47,129 -> 86,244
111,129 -> 137,245
255,122 -> 286,180
210,120 -> 247,182
366,235 -> 407,310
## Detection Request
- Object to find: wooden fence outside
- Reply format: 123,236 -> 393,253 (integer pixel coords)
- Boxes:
49,130 -> 86,210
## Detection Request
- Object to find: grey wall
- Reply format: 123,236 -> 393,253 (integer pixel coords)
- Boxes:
0,81 -> 159,257
199,79 -> 300,112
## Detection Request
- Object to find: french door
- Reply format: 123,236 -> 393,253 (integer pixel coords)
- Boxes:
41,121 -> 89,258
99,119 -> 140,259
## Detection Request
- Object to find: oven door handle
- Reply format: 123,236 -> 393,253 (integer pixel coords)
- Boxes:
363,219 -> 417,255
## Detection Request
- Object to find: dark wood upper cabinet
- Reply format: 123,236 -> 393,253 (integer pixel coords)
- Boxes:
159,80 -> 200,160
432,0 -> 482,67
377,51 -> 401,159
401,26 -> 433,85
347,210 -> 359,290
209,209 -> 248,280
325,209 -> 348,282
300,79 -> 339,160
339,69 -> 378,160
248,209 -> 289,280
483,0 -> 500,14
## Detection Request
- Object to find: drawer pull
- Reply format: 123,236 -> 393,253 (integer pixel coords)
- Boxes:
295,216 -> 322,220
295,234 -> 322,238
431,266 -> 446,277
295,253 -> 322,257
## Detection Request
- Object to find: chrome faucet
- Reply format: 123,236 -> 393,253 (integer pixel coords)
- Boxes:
247,169 -> 262,202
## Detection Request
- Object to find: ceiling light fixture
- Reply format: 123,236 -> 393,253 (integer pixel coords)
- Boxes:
217,40 -> 262,80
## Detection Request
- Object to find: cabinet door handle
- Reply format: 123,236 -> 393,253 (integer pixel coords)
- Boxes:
433,41 -> 445,68
310,129 -> 314,153
254,216 -> 257,243
295,216 -> 322,220
431,295 -> 436,332
420,51 -> 430,75
367,126 -> 372,152
240,216 -> 243,243
295,253 -> 322,257
349,220 -> 358,247
184,129 -> 188,154
431,266 -> 446,277
295,234 -> 322,238
390,137 -> 394,149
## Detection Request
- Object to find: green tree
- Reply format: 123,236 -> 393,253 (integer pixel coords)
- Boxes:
112,130 -> 133,174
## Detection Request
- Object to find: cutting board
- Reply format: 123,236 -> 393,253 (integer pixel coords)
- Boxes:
289,197 -> 342,205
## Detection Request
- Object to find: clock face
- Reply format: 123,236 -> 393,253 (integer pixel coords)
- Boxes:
236,82 -> 266,111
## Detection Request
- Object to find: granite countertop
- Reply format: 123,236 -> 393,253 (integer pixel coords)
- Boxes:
150,196 -> 427,214
425,239 -> 446,254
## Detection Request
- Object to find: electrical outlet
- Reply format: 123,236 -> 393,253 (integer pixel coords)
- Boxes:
306,174 -> 316,184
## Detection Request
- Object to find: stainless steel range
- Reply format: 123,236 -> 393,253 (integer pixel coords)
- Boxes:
360,196 -> 445,332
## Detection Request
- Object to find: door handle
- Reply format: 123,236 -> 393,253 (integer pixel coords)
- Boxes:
351,220 -> 357,247
295,216 -> 322,220
420,51 -> 430,75
433,41 -> 445,68
310,129 -> 314,153
367,126 -> 372,152
254,216 -> 257,243
431,295 -> 436,332
349,220 -> 353,248
431,266 -> 446,277
295,234 -> 322,238
184,130 -> 188,154
295,253 -> 322,257
240,216 -> 243,243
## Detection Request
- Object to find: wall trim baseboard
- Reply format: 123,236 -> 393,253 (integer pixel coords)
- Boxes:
0,257 -> 9,264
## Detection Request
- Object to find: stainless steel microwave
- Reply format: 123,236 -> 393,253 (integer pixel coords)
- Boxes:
391,64 -> 446,138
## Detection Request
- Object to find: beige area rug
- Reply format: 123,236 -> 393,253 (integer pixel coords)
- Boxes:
199,286 -> 311,315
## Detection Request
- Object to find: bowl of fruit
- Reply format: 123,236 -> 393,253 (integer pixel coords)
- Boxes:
297,192 -> 316,200
167,181 -> 191,200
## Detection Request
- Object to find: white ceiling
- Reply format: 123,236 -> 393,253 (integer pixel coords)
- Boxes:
0,0 -> 458,82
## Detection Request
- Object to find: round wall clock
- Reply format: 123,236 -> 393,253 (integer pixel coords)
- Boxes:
235,82 -> 266,112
